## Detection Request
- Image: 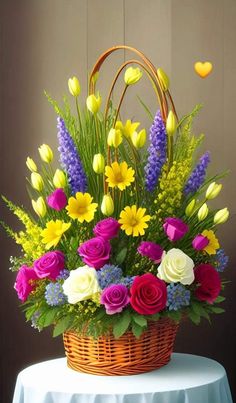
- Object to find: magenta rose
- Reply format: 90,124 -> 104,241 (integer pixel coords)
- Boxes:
130,273 -> 167,315
34,250 -> 65,280
14,265 -> 38,302
192,234 -> 209,251
163,217 -> 189,242
47,188 -> 67,211
78,237 -> 111,269
93,218 -> 120,240
194,264 -> 221,303
101,284 -> 129,314
138,241 -> 163,263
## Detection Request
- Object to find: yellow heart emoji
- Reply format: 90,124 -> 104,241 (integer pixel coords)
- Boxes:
194,62 -> 213,78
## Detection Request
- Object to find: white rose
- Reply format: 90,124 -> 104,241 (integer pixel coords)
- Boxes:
62,266 -> 100,304
157,248 -> 194,285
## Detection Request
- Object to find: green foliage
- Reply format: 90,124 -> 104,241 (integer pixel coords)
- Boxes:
113,310 -> 131,338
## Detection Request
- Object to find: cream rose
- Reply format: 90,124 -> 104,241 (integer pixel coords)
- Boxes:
157,248 -> 194,285
62,265 -> 100,304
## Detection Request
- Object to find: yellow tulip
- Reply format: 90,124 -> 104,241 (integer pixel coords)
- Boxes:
198,203 -> 209,221
38,144 -> 53,163
101,193 -> 114,216
131,129 -> 146,148
53,169 -> 66,188
124,67 -> 143,85
86,93 -> 101,114
31,172 -> 44,191
115,119 -> 140,139
166,111 -> 176,136
32,197 -> 47,218
206,182 -> 222,200
157,68 -> 170,92
214,208 -> 229,225
107,128 -> 122,148
26,157 -> 37,172
185,199 -> 196,217
93,153 -> 105,174
68,76 -> 81,97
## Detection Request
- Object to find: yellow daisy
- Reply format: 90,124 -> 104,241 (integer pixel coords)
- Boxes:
66,192 -> 98,223
119,205 -> 151,237
202,229 -> 220,255
42,220 -> 71,249
105,161 -> 135,191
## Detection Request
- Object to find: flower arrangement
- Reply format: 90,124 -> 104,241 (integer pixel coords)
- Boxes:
2,46 -> 229,341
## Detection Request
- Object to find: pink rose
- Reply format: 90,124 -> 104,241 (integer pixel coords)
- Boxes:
163,217 -> 189,242
34,250 -> 65,280
194,264 -> 221,303
47,188 -> 67,211
93,218 -> 120,240
192,234 -> 209,251
78,237 -> 111,269
14,265 -> 38,302
101,284 -> 129,314
138,241 -> 163,263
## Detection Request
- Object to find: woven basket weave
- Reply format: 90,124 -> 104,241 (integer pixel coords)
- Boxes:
63,318 -> 179,375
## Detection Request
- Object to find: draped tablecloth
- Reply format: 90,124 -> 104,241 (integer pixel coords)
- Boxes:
12,353 -> 233,403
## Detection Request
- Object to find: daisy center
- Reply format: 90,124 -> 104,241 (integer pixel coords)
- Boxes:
115,172 -> 124,182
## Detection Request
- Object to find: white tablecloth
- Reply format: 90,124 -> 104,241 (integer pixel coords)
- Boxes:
12,353 -> 233,403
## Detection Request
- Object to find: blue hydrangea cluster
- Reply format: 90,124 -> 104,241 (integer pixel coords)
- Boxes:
120,276 -> 136,288
57,117 -> 87,194
144,110 -> 167,192
215,249 -> 229,272
97,265 -> 123,289
184,151 -> 210,195
167,283 -> 191,311
45,282 -> 67,306
56,269 -> 70,280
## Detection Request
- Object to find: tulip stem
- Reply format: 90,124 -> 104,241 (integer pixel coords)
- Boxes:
113,85 -> 128,126
75,98 -> 82,133
167,135 -> 173,171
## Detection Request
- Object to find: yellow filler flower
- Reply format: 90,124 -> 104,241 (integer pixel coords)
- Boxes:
42,220 -> 71,249
105,161 -> 135,191
66,192 -> 98,223
119,205 -> 151,237
201,230 -> 220,255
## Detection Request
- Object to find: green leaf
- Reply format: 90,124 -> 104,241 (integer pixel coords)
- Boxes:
113,311 -> 131,339
53,316 -> 72,337
214,296 -> 225,303
188,310 -> 201,325
132,322 -> 144,339
25,305 -> 39,321
210,307 -> 225,314
42,308 -> 60,327
136,95 -> 154,121
132,314 -> 147,327
115,247 -> 128,265
167,310 -> 181,322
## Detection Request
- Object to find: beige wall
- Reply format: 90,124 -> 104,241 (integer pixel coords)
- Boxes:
1,0 -> 236,400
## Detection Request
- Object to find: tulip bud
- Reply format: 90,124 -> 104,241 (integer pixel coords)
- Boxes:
101,193 -> 114,216
26,157 -> 37,172
214,208 -> 229,225
86,93 -> 101,114
206,182 -> 222,200
93,153 -> 105,174
166,111 -> 176,136
185,199 -> 196,217
68,76 -> 81,97
38,144 -> 53,163
124,67 -> 143,85
198,203 -> 209,221
53,169 -> 66,188
131,129 -> 146,148
157,68 -> 170,92
32,197 -> 46,217
107,128 -> 122,148
31,172 -> 44,191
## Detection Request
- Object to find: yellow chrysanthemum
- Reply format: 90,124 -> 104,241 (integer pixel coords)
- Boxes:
42,220 -> 71,249
105,161 -> 135,191
115,119 -> 140,138
119,205 -> 151,237
66,192 -> 98,223
202,230 -> 220,255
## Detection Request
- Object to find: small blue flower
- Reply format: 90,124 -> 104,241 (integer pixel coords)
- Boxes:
31,311 -> 42,331
56,269 -> 70,280
45,282 -> 67,306
215,249 -> 229,272
120,276 -> 136,288
97,265 -> 123,289
167,283 -> 190,311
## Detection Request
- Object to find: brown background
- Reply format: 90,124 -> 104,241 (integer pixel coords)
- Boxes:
1,0 -> 236,402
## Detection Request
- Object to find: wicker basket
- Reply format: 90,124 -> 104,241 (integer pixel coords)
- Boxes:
63,318 -> 179,375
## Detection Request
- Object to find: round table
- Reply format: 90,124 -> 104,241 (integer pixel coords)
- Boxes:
12,353 -> 233,403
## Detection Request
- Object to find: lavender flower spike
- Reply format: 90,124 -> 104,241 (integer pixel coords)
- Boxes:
57,117 -> 87,194
184,151 -> 210,195
144,110 -> 167,192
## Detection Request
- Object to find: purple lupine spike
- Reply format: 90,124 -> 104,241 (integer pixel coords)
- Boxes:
144,110 -> 167,192
57,117 -> 87,194
184,151 -> 210,195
